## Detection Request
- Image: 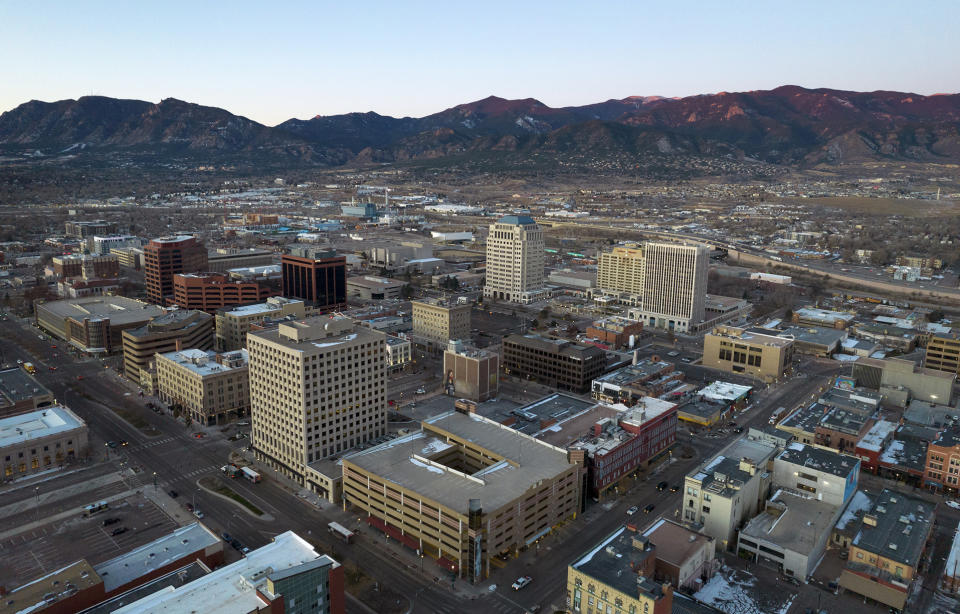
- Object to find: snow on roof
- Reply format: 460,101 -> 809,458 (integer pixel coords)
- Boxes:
699,381 -> 752,401
858,420 -> 896,452
836,490 -> 873,532
880,439 -> 905,464
573,526 -> 626,568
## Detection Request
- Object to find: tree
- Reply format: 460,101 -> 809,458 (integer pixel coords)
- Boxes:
401,284 -> 414,299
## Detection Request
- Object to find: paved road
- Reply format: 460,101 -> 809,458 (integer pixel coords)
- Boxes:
0,315 -> 842,613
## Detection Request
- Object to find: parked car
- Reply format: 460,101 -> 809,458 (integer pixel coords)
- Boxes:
416,387 -> 426,394
194,510 -> 204,519
185,503 -> 194,512
168,490 -> 178,498
222,532 -> 231,541
102,517 -> 121,526
111,527 -> 127,536
106,441 -> 118,448
512,576 -> 532,591
626,506 -> 639,516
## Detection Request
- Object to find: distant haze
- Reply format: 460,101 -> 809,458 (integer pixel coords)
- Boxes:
2,1 -> 958,125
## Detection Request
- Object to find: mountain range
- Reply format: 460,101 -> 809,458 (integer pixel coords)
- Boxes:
2,85 -> 960,171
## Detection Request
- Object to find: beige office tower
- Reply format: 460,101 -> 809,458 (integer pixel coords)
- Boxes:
482,215 -> 546,304
597,243 -> 646,295
247,315 -> 387,486
411,298 -> 471,352
629,242 -> 709,333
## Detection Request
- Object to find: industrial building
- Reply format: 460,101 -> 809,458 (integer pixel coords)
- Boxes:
341,409 -> 582,582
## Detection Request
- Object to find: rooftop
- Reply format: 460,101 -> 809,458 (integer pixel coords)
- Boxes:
741,490 -> 839,557
150,235 -> 195,244
903,399 -> 959,429
0,406 -> 85,449
708,326 -> 794,348
687,437 -> 778,498
346,275 -> 406,289
218,297 -> 304,317
570,526 -> 667,603
0,367 -> 52,405
641,518 -> 713,567
2,560 -> 101,614
795,307 -> 856,324
698,381 -> 752,402
777,442 -> 859,479
113,531 -> 336,614
38,296 -> 165,324
819,406 -> 872,435
857,420 -> 897,452
851,489 -> 934,567
779,402 -> 825,433
93,523 -> 220,592
484,393 -> 596,435
592,360 -> 673,389
156,349 -> 248,377
345,411 -> 576,514
496,215 -> 537,226
765,325 -> 847,348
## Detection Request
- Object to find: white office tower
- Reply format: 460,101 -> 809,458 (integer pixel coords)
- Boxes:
631,242 -> 709,333
482,215 -> 546,304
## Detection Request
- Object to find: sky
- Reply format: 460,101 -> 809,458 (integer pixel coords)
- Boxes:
2,1 -> 958,126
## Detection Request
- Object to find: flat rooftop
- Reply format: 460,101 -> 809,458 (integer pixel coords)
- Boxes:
0,406 -> 85,449
699,381 -> 752,402
741,490 -> 838,556
150,235 -> 195,244
248,316 -> 381,355
113,531 -> 334,614
0,367 -> 52,404
708,326 -> 794,348
157,349 -> 248,377
779,402 -> 826,433
218,297 -> 303,317
778,442 -> 859,479
38,296 -> 165,324
903,400 -> 959,429
642,518 -> 713,567
93,523 -> 220,592
570,526 -> 666,602
346,275 -> 405,289
481,393 -> 595,435
795,307 -> 855,323
857,420 -> 897,452
345,411 -> 575,514
851,489 -> 934,567
767,325 -> 847,347
688,437 -> 778,497
593,360 -> 673,388
2,560 -> 101,614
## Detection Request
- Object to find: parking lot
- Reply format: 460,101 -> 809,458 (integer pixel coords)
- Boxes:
0,493 -> 179,587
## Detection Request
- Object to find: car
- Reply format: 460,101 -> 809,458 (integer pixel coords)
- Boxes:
416,387 -> 426,394
106,441 -> 118,448
236,421 -> 250,427
193,432 -> 206,439
388,400 -> 396,406
643,504 -> 655,513
241,546 -> 250,554
119,440 -> 128,446
511,576 -> 532,591
168,490 -> 178,498
185,503 -> 194,512
657,481 -> 668,491
76,375 -> 84,381
669,484 -> 679,492
16,359 -> 23,365
111,527 -> 127,536
222,532 -> 231,541
230,539 -> 242,550
947,501 -> 960,510
50,345 -> 57,349
727,421 -> 737,427
626,506 -> 639,515
194,510 -> 204,519
733,427 -> 744,434
48,366 -> 57,371
102,517 -> 120,526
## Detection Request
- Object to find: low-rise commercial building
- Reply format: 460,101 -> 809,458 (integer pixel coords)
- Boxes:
385,335 -> 412,372
443,341 -> 499,402
855,420 -> 897,473
702,326 -> 794,383
792,307 -> 855,329
815,407 -> 876,454
172,272 -> 278,313
567,525 -> 675,614
640,518 -> 717,592
156,349 -> 249,425
347,275 -> 406,300
0,406 -> 87,477
853,356 -> 955,407
775,403 -> 824,444
51,253 -> 120,279
36,296 -> 166,354
753,325 -> 846,357
682,437 -> 778,550
923,426 -> 960,493
121,310 -> 214,380
0,368 -> 54,418
113,531 -> 344,614
838,490 -> 935,611
591,357 -> 682,405
206,248 -> 274,273
502,333 -> 606,393
342,409 -> 582,581
214,296 -> 307,351
585,316 -> 644,349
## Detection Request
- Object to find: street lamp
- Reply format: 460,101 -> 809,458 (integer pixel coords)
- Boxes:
34,485 -> 40,523
152,471 -> 158,494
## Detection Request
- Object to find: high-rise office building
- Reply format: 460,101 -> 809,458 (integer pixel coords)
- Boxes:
144,236 -> 208,305
248,315 -> 386,495
600,241 -> 710,333
281,247 -> 346,310
482,215 -> 546,304
597,242 -> 646,296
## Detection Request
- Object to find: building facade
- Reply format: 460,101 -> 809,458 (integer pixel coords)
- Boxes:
121,310 -> 215,380
172,272 -> 278,313
280,247 -> 346,310
702,326 -> 794,383
0,406 -> 88,477
443,342 -> 499,402
65,220 -> 117,238
51,253 -> 120,279
596,243 -> 646,296
384,335 -> 412,372
482,215 -> 546,304
411,298 -> 471,352
248,316 -> 386,499
155,349 -> 249,425
633,242 -> 710,333
925,331 -> 960,377
144,235 -> 208,305
502,334 -> 606,393
36,296 -> 166,355
342,410 -> 582,582
215,296 -> 307,351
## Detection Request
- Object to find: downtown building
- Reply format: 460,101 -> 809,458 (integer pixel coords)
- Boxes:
121,309 -> 215,380
172,272 -> 279,313
482,215 -> 547,304
598,241 -> 710,333
155,349 -> 249,425
411,297 -> 471,353
281,247 -> 346,310
248,315 -> 387,501
502,333 -> 606,394
215,296 -> 307,351
144,235 -> 208,305
341,408 -> 582,582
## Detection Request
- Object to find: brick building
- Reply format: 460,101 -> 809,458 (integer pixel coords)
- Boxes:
144,236 -> 208,305
502,333 -> 606,393
172,272 -> 278,313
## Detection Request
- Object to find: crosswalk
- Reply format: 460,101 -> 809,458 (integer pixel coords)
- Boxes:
427,596 -> 526,614
133,436 -> 176,450
169,464 -> 220,480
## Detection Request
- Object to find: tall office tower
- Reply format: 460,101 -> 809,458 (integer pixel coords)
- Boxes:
482,215 -> 546,304
596,242 -> 646,295
281,247 -> 346,310
635,242 -> 709,333
247,316 -> 386,493
144,236 -> 208,305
